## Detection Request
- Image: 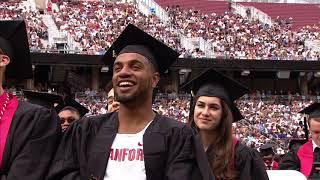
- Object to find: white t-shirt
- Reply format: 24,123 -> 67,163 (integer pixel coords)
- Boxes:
104,121 -> 152,180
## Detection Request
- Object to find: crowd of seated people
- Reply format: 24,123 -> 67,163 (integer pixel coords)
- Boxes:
52,1 -> 180,55
0,1 -> 48,50
1,0 -> 319,60
167,5 -> 320,60
5,83 -> 318,155
21,87 -> 315,154
51,1 -> 320,60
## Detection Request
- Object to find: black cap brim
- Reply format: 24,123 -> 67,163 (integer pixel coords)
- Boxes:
102,24 -> 179,74
259,143 -> 275,156
0,20 -> 32,79
55,96 -> 89,117
299,102 -> 320,119
23,90 -> 63,109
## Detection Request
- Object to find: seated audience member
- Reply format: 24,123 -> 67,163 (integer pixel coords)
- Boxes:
56,96 -> 89,131
260,143 -> 279,170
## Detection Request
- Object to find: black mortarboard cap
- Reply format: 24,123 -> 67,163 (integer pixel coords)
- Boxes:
102,24 -> 179,74
182,68 -> 249,122
0,20 -> 32,79
55,96 -> 89,118
23,90 -> 63,109
299,102 -> 320,119
260,143 -> 275,156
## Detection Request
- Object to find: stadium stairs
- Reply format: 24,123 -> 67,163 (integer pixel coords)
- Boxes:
41,14 -> 60,45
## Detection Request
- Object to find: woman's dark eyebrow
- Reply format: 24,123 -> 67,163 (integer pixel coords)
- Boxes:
197,100 -> 220,107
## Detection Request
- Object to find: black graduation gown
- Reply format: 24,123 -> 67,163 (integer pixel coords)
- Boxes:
0,101 -> 61,180
277,146 -> 300,171
235,142 -> 269,180
47,112 -> 214,180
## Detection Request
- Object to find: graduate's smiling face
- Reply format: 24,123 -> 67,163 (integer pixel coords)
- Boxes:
112,52 -> 159,104
194,96 -> 223,131
309,118 -> 320,146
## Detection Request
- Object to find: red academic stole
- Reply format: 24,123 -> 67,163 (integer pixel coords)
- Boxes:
272,161 -> 279,170
297,139 -> 313,177
0,94 -> 18,168
232,137 -> 239,168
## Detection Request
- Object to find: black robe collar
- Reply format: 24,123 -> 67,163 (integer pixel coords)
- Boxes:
87,112 -> 166,180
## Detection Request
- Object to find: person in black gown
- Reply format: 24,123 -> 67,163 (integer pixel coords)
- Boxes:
55,96 -> 89,131
0,20 -> 61,180
183,68 -> 269,180
47,24 -> 213,180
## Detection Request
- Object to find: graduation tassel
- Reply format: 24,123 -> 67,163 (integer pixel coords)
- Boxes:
188,90 -> 195,124
304,116 -> 309,140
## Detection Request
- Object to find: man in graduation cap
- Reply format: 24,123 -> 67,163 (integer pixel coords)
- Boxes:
0,20 -> 61,180
55,96 -> 89,131
259,143 -> 279,170
278,102 -> 320,179
47,24 -> 213,180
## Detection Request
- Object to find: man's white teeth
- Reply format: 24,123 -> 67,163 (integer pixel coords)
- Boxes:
119,82 -> 133,87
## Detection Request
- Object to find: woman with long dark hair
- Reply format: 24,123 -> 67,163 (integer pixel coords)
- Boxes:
184,68 -> 268,180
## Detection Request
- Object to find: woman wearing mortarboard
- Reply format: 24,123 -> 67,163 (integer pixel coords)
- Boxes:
0,20 -> 61,179
183,68 -> 269,180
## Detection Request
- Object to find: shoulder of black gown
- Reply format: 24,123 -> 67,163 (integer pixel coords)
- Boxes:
148,113 -> 195,135
66,111 -> 116,135
15,101 -> 52,116
2,101 -> 61,180
235,142 -> 269,180
146,114 -> 214,180
277,145 -> 300,170
46,112 -> 115,180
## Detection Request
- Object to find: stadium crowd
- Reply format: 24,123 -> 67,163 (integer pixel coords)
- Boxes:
53,1 -> 180,55
0,1 -> 48,50
65,89 -> 318,154
167,5 -> 320,60
5,82 -> 316,154
1,1 -> 319,60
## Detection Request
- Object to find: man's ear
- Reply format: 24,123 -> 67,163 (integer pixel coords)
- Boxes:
0,55 -> 10,67
152,72 -> 160,88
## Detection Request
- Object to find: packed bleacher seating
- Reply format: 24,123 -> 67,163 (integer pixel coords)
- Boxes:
0,1 -> 48,50
239,2 -> 320,30
1,0 -> 319,60
74,92 -> 318,154
167,5 -> 320,60
53,1 -> 180,55
10,85 -> 315,154
235,94 -> 316,154
5,79 -> 319,154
